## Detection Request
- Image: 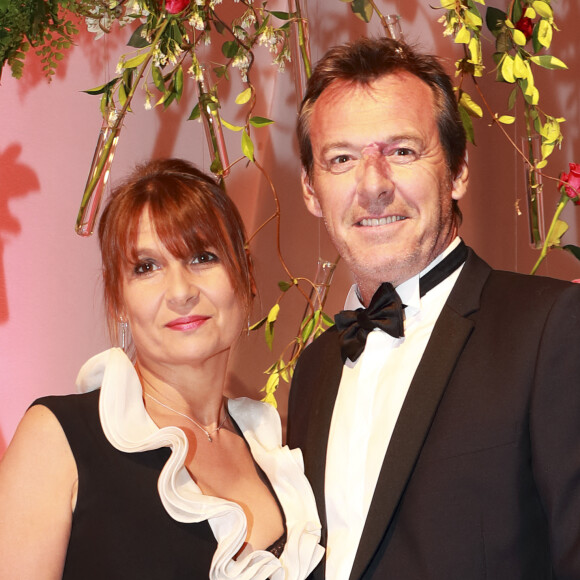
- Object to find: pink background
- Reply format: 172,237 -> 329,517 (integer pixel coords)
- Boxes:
1,0 -> 579,454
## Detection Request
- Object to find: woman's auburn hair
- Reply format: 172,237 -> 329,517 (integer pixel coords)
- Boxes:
97,158 -> 254,344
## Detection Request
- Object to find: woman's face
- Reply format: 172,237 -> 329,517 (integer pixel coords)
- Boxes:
121,209 -> 244,372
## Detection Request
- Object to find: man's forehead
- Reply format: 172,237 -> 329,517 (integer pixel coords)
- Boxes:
315,71 -> 431,107
309,73 -> 436,149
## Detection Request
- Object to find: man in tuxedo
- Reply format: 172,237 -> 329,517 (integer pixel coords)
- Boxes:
287,37 -> 580,579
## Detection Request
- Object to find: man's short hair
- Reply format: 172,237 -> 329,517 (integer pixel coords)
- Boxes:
297,37 -> 467,186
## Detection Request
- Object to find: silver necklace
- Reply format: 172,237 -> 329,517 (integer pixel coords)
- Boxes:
144,392 -> 227,442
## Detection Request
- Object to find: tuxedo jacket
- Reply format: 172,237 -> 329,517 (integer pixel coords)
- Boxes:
287,249 -> 580,580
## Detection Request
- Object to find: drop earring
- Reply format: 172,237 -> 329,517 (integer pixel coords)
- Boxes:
119,320 -> 128,352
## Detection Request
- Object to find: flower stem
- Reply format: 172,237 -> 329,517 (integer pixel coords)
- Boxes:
294,0 -> 311,79
75,18 -> 170,231
530,191 -> 568,274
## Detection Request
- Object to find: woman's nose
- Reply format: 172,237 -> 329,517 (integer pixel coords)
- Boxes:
165,265 -> 199,307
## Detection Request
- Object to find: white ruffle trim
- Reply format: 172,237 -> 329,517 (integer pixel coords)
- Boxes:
76,348 -> 324,580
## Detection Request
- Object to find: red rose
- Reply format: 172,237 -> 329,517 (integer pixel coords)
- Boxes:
165,0 -> 189,14
559,163 -> 580,205
515,16 -> 534,40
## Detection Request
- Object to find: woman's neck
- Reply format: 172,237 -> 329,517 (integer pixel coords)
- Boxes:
135,355 -> 229,427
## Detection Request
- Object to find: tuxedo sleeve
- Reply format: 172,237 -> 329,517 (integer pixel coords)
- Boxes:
530,282 -> 580,577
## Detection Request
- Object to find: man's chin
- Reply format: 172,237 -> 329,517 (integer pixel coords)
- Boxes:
349,252 -> 424,287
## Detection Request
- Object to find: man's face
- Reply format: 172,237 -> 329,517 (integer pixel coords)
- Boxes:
302,72 -> 468,304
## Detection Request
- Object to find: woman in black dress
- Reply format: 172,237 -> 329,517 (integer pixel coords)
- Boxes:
0,158 -> 323,579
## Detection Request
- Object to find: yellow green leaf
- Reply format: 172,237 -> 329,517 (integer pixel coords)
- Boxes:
459,91 -> 483,117
513,53 -> 527,78
248,315 -> 267,331
524,7 -> 536,18
541,140 -> 555,160
235,87 -> 252,105
249,116 -> 274,128
119,83 -> 128,108
468,37 -> 482,67
279,365 -> 290,383
267,303 -> 280,323
122,52 -> 148,70
530,55 -> 567,70
301,316 -> 315,343
261,391 -> 277,408
265,371 -> 279,392
501,55 -> 515,83
513,29 -> 527,46
532,1 -> 553,20
537,19 -> 552,48
220,118 -> 243,131
547,219 -> 568,247
541,119 -> 561,143
440,0 -> 455,8
463,9 -> 483,28
242,129 -> 255,162
455,26 -> 471,44
497,115 -> 516,124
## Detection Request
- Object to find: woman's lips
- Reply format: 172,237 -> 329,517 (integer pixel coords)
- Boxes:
165,316 -> 209,331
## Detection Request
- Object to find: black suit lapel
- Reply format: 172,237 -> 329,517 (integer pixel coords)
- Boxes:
300,327 -> 345,535
349,249 -> 490,580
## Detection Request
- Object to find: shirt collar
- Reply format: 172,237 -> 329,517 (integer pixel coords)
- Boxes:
344,237 -> 463,316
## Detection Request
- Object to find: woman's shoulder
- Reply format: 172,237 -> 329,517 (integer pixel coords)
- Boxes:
32,389 -> 100,416
31,390 -> 102,449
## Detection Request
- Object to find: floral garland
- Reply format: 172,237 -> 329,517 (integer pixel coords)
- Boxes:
2,0 -> 578,402
436,0 -> 579,271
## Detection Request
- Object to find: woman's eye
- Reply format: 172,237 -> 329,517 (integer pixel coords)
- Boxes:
134,261 -> 159,275
191,251 -> 218,265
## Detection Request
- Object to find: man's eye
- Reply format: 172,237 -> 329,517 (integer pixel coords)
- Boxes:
391,147 -> 416,160
191,251 -> 218,265
331,155 -> 351,165
134,261 -> 159,275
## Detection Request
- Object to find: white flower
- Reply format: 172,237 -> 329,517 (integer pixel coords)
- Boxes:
241,10 -> 256,28
232,52 -> 250,81
188,61 -> 204,82
85,16 -> 107,40
189,12 -> 205,31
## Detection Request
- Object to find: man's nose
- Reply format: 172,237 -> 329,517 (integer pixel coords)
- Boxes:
166,265 -> 199,307
355,150 -> 394,205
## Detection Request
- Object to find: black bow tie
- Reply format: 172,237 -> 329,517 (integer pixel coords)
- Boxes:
334,242 -> 468,362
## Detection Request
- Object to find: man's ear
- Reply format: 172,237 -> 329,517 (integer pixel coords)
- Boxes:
301,169 -> 323,217
451,155 -> 469,201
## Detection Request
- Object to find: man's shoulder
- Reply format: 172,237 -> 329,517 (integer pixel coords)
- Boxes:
461,248 -> 580,311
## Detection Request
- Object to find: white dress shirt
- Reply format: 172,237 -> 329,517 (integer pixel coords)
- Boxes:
324,239 -> 464,580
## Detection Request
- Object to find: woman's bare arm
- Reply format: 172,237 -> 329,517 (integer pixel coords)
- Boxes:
0,404 -> 77,579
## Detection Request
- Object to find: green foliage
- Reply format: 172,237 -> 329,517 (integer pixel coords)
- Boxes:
438,0 -> 579,265
0,0 -> 91,79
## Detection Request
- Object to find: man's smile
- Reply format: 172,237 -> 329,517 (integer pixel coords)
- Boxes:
357,215 -> 406,227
